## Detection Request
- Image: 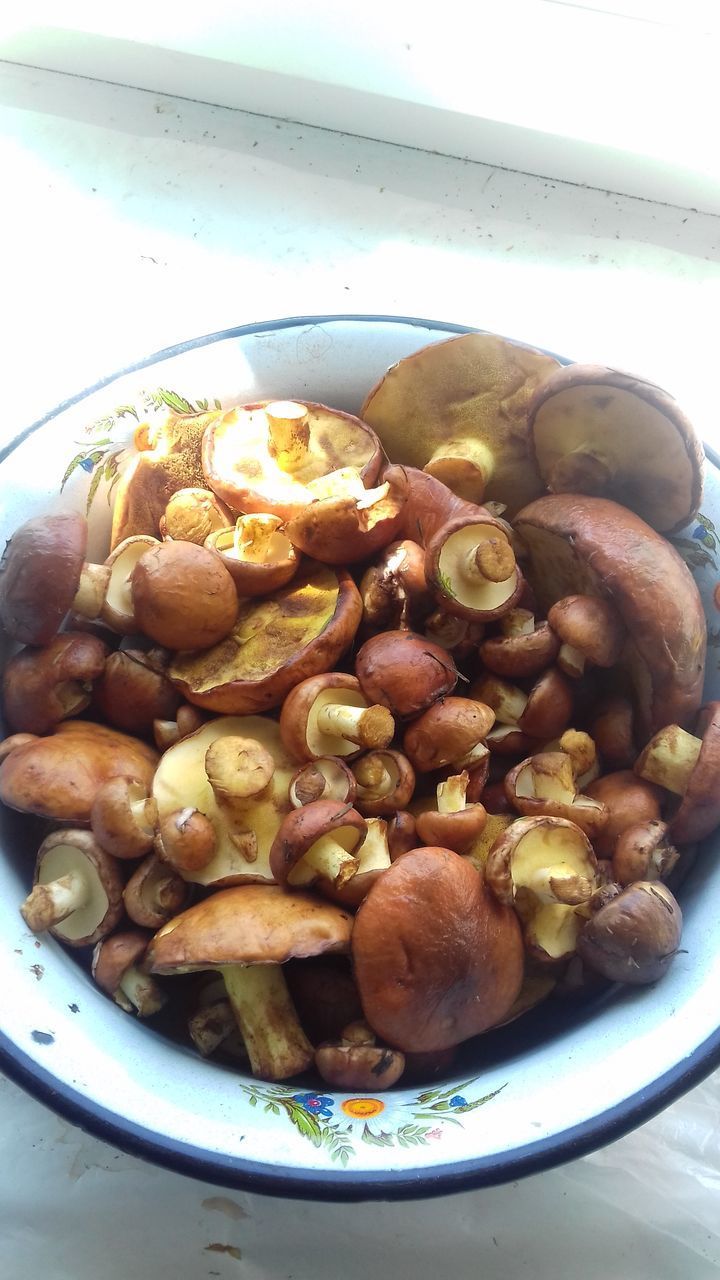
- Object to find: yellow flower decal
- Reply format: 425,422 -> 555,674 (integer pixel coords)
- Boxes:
341,1097 -> 385,1119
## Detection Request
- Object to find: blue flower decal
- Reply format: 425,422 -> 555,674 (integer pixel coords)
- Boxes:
449,1095 -> 468,1108
693,525 -> 715,548
292,1092 -> 334,1119
79,457 -> 95,473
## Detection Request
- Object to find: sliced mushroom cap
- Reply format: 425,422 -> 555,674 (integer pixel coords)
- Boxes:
94,648 -> 182,737
403,698 -> 494,773
634,704 -> 720,843
269,800 -> 366,890
20,829 -> 124,946
352,750 -> 415,817
529,364 -> 703,533
152,716 -> 294,887
586,770 -> 663,859
355,630 -> 458,719
0,720 -> 158,823
92,929 -> 166,1017
2,631 -> 108,735
168,565 -> 361,714
279,672 -> 394,763
101,535 -> 160,633
361,332 -> 558,513
0,513 -> 110,643
352,846 -> 524,1051
514,495 -> 706,737
577,881 -> 683,984
285,467 -> 406,565
132,541 -> 239,651
205,514 -> 299,595
123,853 -> 191,929
202,400 -> 382,521
160,487 -> 233,544
91,776 -> 158,859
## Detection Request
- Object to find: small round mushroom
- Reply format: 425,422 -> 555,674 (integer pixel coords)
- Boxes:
20,829 -> 124,946
359,539 -> 431,633
355,630 -> 458,719
403,697 -> 494,773
352,846 -> 524,1051
94,648 -> 182,737
91,776 -> 158,860
159,487 -> 233,544
425,514 -> 522,623
547,595 -> 626,678
386,810 -> 418,860
153,702 -> 207,751
155,807 -> 217,873
204,735 -> 277,865
0,513 -> 111,644
279,672 -> 395,763
504,751 -> 608,840
472,668 -> 573,741
315,1022 -> 405,1090
289,757 -> 357,809
585,770 -> 663,859
205,513 -> 299,595
146,884 -> 354,1080
2,631 -> 108,735
634,704 -> 720,843
415,772 -> 487,853
612,820 -> 679,887
131,541 -> 239,650
100,535 -> 160,633
351,751 -> 415,817
320,817 -> 394,908
284,467 -> 407,565
123,853 -> 190,929
480,615 -> 560,679
269,800 -> 366,890
577,881 -> 683,984
92,930 -> 166,1017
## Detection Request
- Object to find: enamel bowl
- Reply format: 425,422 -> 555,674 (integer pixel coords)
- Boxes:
1,316 -> 719,1200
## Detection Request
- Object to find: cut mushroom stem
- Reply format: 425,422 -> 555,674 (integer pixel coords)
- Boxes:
21,872 -> 86,932
117,966 -> 166,1017
220,963 -> 313,1081
314,701 -> 394,750
265,400 -> 311,472
72,561 -> 112,619
189,999 -> 238,1057
437,773 -> 469,813
635,725 -> 702,796
293,834 -> 358,889
557,641 -> 586,678
205,736 -> 275,862
465,536 -> 516,585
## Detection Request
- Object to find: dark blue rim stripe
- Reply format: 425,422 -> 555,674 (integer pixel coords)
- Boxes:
2,313 -> 719,1200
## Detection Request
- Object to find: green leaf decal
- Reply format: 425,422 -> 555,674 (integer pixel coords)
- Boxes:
85,463 -> 105,514
284,1102 -> 323,1147
156,388 -> 196,415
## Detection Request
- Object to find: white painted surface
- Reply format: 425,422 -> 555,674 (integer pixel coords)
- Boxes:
1,60 -> 720,1276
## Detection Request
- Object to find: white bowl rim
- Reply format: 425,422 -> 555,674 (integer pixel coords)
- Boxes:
2,313 -> 719,1202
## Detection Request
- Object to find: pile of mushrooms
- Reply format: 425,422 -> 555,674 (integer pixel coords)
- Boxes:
0,353 -> 713,1093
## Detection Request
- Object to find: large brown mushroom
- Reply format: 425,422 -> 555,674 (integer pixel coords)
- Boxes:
279,673 -> 394,763
202,400 -> 383,521
146,885 -> 354,1079
514,495 -> 706,737
529,364 -> 703,533
2,631 -> 108,735
355,630 -> 458,719
0,720 -> 158,823
403,697 -> 494,773
352,846 -> 524,1051
20,829 -> 124,946
0,513 -> 110,643
132,541 -> 238,651
168,564 -> 361,714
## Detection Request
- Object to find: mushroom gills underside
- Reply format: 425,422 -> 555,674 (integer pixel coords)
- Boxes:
37,844 -> 109,941
437,525 -> 517,611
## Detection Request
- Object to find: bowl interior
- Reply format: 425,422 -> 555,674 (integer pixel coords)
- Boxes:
2,315 -> 720,1199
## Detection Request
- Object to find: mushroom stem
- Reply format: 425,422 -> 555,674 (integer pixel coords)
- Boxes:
461,537 -> 515,586
636,726 -> 702,796
527,865 -> 595,907
500,610 -> 535,637
290,835 -> 359,889
117,966 -> 167,1017
72,562 -> 111,619
437,773 -> 469,814
548,448 -> 612,496
233,513 -> 286,563
20,872 -> 89,932
315,701 -> 394,750
220,963 -> 313,1080
189,999 -> 237,1057
424,436 -> 495,496
558,640 -> 585,678
353,755 -> 392,795
265,400 -> 311,472
129,791 -> 158,833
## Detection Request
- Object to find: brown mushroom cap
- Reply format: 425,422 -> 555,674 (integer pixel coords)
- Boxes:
90,776 -> 158,860
355,630 -> 458,719
529,364 -> 703,533
156,807 -> 217,873
315,1040 -> 405,1090
205,514 -> 299,595
269,800 -> 367,889
514,495 -> 706,737
2,631 -> 108,735
586,770 -> 663,859
279,672 -> 394,763
91,929 -> 167,1017
577,881 -> 683,984
547,595 -> 626,671
359,539 -> 431,632
289,757 -> 357,808
590,696 -> 637,770
132,541 -> 239,651
202,400 -> 383,521
168,565 -> 361,715
147,884 -> 354,971
21,829 -> 124,946
0,721 -> 158,823
352,750 -> 416,817
480,620 -> 560,679
110,409 -> 218,548
101,535 -> 161,633
361,332 -> 558,514
284,468 -> 406,565
352,846 -> 524,1051
160,487 -> 233,544
504,753 -> 608,839
0,513 -> 109,644
403,698 -> 494,772
612,820 -> 679,887
518,668 -> 574,739
93,649 -> 182,736
123,853 -> 190,929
